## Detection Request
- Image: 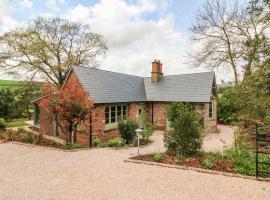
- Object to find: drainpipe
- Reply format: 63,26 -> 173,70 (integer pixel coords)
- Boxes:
151,102 -> 154,124
89,111 -> 93,148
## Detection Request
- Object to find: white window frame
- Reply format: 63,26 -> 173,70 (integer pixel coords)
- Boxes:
105,104 -> 128,125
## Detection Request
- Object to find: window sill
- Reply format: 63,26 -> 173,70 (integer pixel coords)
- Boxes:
105,123 -> 118,131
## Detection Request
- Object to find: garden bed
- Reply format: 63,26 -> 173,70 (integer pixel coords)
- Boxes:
131,153 -> 235,173
0,129 -> 85,150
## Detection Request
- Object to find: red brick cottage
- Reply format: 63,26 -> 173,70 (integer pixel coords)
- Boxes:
32,60 -> 217,146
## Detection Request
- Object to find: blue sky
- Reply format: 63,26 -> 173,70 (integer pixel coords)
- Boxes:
0,0 -> 249,81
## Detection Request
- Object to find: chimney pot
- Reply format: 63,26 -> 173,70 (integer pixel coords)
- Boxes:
151,59 -> 163,83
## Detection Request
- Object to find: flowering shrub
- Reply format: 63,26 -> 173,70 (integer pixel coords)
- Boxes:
39,75 -> 93,144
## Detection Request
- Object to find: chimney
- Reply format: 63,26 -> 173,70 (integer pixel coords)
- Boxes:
151,59 -> 163,82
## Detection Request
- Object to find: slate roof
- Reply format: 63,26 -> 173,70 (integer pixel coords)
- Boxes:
73,66 -> 147,104
72,66 -> 215,104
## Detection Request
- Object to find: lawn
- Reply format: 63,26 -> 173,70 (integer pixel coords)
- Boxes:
7,119 -> 28,128
0,79 -> 24,90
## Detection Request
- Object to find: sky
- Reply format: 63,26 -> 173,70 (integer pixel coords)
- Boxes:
0,0 -> 249,82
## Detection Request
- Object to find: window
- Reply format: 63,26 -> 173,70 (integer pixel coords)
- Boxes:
105,105 -> 128,124
105,107 -> 110,124
34,104 -> 40,125
208,102 -> 213,119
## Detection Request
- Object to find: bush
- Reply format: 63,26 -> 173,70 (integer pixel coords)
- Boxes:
217,89 -> 238,124
202,159 -> 214,169
139,111 -> 156,140
153,152 -> 165,162
118,118 -> 137,144
20,132 -> 33,143
61,143 -> 85,149
108,138 -> 124,147
164,102 -> 203,157
0,118 -> 7,131
92,138 -> 101,147
223,131 -> 257,176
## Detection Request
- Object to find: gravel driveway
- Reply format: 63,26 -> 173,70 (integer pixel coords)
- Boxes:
0,140 -> 269,200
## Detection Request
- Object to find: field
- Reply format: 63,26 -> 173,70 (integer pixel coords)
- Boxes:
0,79 -> 25,90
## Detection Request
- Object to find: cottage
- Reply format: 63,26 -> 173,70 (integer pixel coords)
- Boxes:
32,60 -> 217,146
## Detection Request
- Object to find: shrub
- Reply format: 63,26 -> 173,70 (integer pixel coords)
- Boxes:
92,138 -> 101,147
202,159 -> 214,169
223,131 -> 257,176
153,152 -> 165,162
0,118 -> 7,131
108,138 -> 124,147
20,132 -> 33,143
139,111 -> 156,140
164,102 -> 203,157
217,89 -> 238,124
118,118 -> 137,144
61,143 -> 85,149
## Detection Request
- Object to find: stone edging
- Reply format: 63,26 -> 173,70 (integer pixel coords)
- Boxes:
124,158 -> 269,182
5,141 -> 92,152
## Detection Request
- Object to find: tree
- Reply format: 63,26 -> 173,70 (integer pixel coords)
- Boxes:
164,102 -> 203,158
39,77 -> 93,144
16,81 -> 42,119
0,17 -> 107,85
190,0 -> 241,84
189,0 -> 270,84
0,88 -> 19,120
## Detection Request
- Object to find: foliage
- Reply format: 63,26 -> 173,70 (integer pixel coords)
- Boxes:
223,131 -> 256,176
108,138 -> 125,147
202,159 -> 215,169
118,118 -> 137,144
20,132 -> 33,143
15,81 -> 42,119
0,88 -> 20,120
92,138 -> 102,147
153,152 -> 165,162
0,118 -> 7,131
0,80 -> 41,121
217,89 -> 238,124
39,77 -> 93,145
7,119 -> 27,128
139,110 -> 156,140
60,143 -> 85,150
164,102 -> 203,157
0,17 -> 107,84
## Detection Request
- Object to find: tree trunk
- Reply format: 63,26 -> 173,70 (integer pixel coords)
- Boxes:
73,126 -> 77,144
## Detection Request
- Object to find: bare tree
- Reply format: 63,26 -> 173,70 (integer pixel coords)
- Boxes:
0,17 -> 107,84
189,0 -> 270,84
189,0 -> 241,84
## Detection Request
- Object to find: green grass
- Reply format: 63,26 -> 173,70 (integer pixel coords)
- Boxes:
0,79 -> 25,90
7,119 -> 28,127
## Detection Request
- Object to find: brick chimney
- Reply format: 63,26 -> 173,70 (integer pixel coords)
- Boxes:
151,59 -> 163,82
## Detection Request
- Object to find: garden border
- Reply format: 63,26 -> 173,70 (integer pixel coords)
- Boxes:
4,141 -> 92,152
124,158 -> 269,182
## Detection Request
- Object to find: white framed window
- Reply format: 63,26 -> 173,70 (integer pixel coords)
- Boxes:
208,102 -> 213,119
105,105 -> 128,124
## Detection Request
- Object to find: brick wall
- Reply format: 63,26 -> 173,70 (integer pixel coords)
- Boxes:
35,70 -> 217,146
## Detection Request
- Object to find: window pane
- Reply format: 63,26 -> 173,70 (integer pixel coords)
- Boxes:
105,107 -> 110,124
209,102 -> 213,118
117,106 -> 122,120
111,106 -> 116,123
123,105 -> 127,118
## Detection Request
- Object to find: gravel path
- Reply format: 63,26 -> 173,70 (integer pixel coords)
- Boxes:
0,140 -> 269,200
203,125 -> 235,152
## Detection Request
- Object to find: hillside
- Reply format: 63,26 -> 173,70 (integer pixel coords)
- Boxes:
0,80 -> 25,90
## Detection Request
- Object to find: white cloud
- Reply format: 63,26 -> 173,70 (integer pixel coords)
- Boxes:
45,0 -> 66,11
19,0 -> 33,9
66,0 -> 202,77
0,0 -> 18,34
